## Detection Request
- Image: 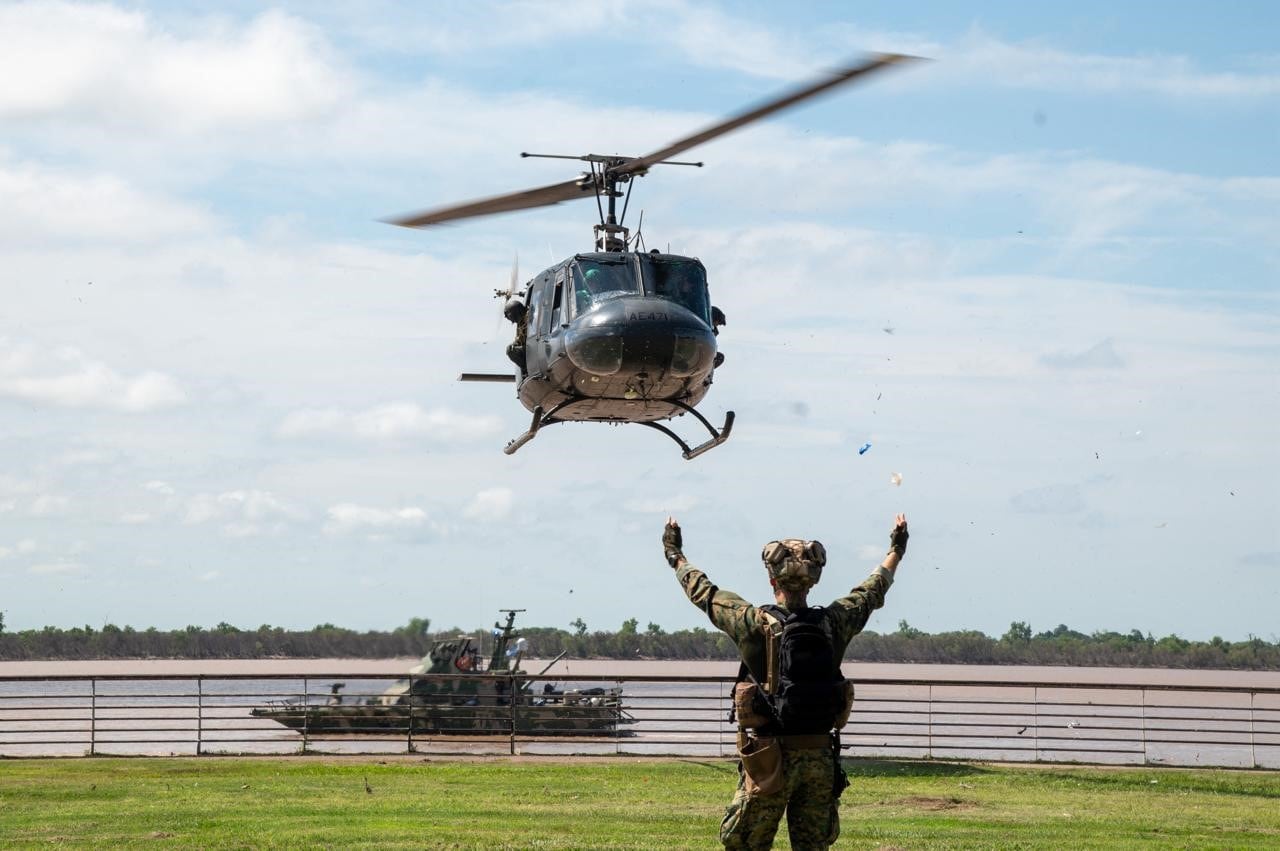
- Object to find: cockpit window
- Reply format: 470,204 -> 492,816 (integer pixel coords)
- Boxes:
571,259 -> 638,316
643,256 -> 710,324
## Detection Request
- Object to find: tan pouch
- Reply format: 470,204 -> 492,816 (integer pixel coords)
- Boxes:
833,680 -> 856,729
732,682 -> 772,730
739,735 -> 783,797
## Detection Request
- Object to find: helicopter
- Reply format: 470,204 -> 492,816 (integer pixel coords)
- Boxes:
386,53 -> 920,459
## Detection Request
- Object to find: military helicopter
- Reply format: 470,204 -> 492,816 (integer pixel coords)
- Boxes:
386,53 -> 919,459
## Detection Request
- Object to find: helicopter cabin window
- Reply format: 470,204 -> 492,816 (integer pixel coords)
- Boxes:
547,272 -> 565,334
526,274 -> 552,339
643,256 -> 710,324
571,258 -> 639,317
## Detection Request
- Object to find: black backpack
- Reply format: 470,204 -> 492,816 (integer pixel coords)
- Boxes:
754,605 -> 847,734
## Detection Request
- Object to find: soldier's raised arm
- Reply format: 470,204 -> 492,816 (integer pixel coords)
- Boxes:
663,517 -> 756,640
827,514 -> 909,645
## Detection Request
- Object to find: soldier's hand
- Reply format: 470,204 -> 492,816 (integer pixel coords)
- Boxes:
889,513 -> 909,558
663,517 -> 685,568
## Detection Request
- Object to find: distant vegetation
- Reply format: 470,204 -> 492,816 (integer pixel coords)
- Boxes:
1,613 -> 1278,669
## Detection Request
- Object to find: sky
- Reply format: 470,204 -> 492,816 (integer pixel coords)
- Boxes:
1,1 -> 1277,641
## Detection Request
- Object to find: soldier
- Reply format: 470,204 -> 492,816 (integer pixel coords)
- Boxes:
503,292 -> 528,372
663,513 -> 909,850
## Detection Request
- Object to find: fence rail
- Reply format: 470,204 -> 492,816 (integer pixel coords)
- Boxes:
2,672 -> 1278,768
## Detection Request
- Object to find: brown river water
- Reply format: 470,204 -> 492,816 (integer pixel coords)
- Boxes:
3,660 -> 1278,767
5,658 -> 1280,687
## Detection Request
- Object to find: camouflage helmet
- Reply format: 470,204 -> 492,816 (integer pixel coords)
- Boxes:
761,539 -> 827,591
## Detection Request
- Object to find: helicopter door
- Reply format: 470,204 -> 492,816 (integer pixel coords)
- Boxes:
538,272 -> 566,362
545,271 -> 566,335
526,277 -> 546,342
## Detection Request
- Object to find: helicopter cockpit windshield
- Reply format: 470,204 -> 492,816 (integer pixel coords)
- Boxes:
572,258 -> 639,316
642,256 -> 710,325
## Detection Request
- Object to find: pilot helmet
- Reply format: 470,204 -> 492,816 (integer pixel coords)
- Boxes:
761,538 -> 826,591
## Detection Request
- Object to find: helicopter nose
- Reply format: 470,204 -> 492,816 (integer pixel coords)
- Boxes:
564,296 -> 715,378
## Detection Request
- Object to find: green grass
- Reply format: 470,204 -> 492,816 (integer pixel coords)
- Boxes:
1,756 -> 1278,849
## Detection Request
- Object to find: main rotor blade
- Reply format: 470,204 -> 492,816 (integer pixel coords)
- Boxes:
612,53 -> 921,178
384,176 -> 598,229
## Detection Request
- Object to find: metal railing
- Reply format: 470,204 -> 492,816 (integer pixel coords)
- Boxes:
1,672 -> 1277,768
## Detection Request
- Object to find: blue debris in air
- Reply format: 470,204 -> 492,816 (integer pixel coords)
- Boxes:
858,443 -> 872,455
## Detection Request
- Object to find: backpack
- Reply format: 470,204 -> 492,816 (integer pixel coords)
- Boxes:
750,605 -> 849,734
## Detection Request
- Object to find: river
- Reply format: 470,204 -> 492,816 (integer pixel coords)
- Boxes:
3,659 -> 1277,767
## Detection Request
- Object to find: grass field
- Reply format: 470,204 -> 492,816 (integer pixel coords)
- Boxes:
2,756 -> 1279,849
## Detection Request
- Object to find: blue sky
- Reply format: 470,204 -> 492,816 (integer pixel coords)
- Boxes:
1,1 -> 1276,642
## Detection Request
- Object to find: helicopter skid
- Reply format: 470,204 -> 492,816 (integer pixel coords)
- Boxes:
503,397 -> 733,459
640,400 -> 735,460
503,405 -> 546,455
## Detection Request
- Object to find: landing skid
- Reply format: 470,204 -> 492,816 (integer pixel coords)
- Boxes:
503,398 -> 734,459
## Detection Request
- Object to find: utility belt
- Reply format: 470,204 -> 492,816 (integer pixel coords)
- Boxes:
776,734 -> 832,750
731,680 -> 854,799
731,681 -> 855,731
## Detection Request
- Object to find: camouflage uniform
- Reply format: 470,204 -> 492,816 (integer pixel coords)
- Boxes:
673,561 -> 893,850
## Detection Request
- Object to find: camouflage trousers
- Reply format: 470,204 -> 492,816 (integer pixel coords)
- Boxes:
720,746 -> 839,850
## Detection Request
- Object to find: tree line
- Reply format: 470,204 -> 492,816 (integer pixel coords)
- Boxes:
1,614 -> 1277,669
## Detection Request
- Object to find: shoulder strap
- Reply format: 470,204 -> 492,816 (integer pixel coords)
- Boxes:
757,604 -> 784,624
812,606 -> 843,675
756,605 -> 785,694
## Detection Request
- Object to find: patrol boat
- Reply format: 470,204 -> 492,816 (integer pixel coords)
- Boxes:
251,610 -> 631,736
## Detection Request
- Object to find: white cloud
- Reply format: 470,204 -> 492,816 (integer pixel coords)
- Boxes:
324,502 -> 429,534
857,544 -> 885,561
53,448 -> 115,467
0,339 -> 186,412
1040,339 -> 1126,370
334,4 -> 1278,98
0,156 -> 217,244
331,1 -> 931,81
1,538 -> 38,560
624,494 -> 700,514
0,4 -> 351,127
143,480 -> 175,495
945,31 -> 1280,98
337,1 -> 620,56
736,424 -> 844,449
278,403 -> 502,442
1010,484 -> 1087,515
30,494 -> 70,516
119,512 -> 152,524
28,561 -> 82,575
199,570 -> 220,582
184,490 -> 304,536
462,488 -> 514,521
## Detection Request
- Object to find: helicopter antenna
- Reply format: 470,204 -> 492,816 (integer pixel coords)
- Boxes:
630,210 -> 646,252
